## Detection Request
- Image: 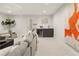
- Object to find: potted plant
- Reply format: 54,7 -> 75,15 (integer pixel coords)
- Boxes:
1,18 -> 15,37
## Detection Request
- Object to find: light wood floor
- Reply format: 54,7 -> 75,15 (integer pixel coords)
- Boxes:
35,37 -> 79,56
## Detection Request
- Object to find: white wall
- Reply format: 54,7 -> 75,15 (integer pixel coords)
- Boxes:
31,15 -> 53,29
52,4 -> 74,42
11,15 -> 30,37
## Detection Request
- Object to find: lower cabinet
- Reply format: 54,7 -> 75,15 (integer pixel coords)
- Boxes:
37,28 -> 54,37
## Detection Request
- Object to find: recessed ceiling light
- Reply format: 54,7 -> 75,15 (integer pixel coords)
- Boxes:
43,10 -> 47,14
15,5 -> 22,9
8,10 -> 12,13
45,3 -> 49,5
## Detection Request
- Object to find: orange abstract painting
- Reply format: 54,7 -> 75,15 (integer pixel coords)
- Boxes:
65,3 -> 79,40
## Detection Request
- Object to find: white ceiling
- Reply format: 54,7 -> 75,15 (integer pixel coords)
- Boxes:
0,3 -> 64,15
